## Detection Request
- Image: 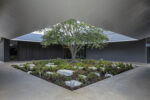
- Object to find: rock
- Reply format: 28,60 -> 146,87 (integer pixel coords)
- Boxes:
27,71 -> 32,74
45,64 -> 51,67
101,67 -> 105,71
19,65 -> 24,68
80,75 -> 87,79
45,63 -> 55,67
112,64 -> 117,67
29,64 -> 35,70
29,64 -> 35,67
78,67 -> 84,70
57,69 -> 74,76
89,67 -> 97,70
117,67 -> 121,69
48,63 -> 55,65
39,72 -> 42,77
65,80 -> 82,88
73,66 -> 83,69
133,64 -> 137,68
73,66 -> 77,69
105,73 -> 113,78
95,72 -> 101,77
50,65 -> 57,67
100,64 -> 103,66
45,64 -> 57,68
100,64 -> 105,67
46,71 -> 54,75
29,66 -> 34,70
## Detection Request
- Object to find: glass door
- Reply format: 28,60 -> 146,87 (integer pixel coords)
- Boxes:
63,46 -> 86,59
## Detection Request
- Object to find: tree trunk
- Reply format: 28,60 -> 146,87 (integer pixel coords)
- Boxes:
69,45 -> 82,63
71,52 -> 77,63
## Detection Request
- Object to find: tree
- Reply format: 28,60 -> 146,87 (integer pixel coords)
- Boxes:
41,19 -> 109,61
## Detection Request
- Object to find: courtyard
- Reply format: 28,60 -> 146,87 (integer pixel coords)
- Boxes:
0,0 -> 150,100
0,62 -> 150,100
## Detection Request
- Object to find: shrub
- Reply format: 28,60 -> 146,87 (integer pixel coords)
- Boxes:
33,60 -> 50,66
75,62 -> 84,67
48,66 -> 59,72
87,72 -> 96,80
59,63 -> 72,70
49,73 -> 59,81
52,59 -> 65,65
12,65 -> 28,72
55,80 -> 65,86
82,59 -> 96,65
117,62 -> 126,69
78,75 -> 86,83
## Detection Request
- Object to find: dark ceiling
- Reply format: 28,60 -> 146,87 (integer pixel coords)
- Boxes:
0,0 -> 150,39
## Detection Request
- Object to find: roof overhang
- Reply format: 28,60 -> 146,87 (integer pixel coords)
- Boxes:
0,0 -> 150,39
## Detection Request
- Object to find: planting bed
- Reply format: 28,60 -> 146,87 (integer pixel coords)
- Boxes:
12,59 -> 134,90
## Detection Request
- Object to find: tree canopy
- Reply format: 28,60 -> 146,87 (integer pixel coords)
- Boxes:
41,19 -> 109,60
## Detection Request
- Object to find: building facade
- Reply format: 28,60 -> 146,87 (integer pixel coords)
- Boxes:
0,31 -> 149,63
7,38 -> 148,63
86,39 -> 147,63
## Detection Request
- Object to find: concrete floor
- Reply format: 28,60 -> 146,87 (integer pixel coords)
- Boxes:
0,62 -> 150,100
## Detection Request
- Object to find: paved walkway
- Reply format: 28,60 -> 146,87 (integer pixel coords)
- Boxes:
0,62 -> 150,100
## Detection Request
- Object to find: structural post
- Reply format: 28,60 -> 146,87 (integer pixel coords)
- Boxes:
0,38 -> 10,62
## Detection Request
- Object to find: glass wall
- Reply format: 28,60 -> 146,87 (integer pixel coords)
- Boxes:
63,46 -> 86,59
146,38 -> 150,63
76,47 -> 86,59
9,40 -> 18,61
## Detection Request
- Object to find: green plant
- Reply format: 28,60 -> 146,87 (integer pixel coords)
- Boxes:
59,63 -> 72,70
52,59 -> 65,65
78,75 -> 86,83
117,62 -> 126,69
48,66 -> 59,72
12,59 -> 133,90
12,65 -> 27,72
55,80 -> 65,86
33,60 -> 50,66
10,55 -> 17,60
75,62 -> 84,67
12,65 -> 19,68
87,72 -> 95,80
49,73 -> 59,81
82,59 -> 96,65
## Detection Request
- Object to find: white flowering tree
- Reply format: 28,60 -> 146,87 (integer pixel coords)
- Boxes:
41,19 -> 108,61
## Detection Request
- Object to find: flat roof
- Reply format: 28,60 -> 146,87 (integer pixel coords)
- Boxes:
12,31 -> 137,43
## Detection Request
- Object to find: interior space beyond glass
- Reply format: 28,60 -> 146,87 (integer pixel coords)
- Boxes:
146,38 -> 150,63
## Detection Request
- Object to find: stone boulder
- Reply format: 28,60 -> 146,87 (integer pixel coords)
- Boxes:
89,67 -> 97,70
19,65 -> 24,68
101,67 -> 105,71
79,75 -> 87,79
45,63 -> 57,68
29,64 -> 35,70
105,73 -> 113,77
46,71 -> 54,75
95,72 -> 101,77
73,66 -> 77,69
57,69 -> 74,76
65,80 -> 82,88
27,71 -> 32,74
78,67 -> 84,70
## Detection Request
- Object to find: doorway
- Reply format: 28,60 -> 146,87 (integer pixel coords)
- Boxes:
63,46 -> 86,59
9,41 -> 18,61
